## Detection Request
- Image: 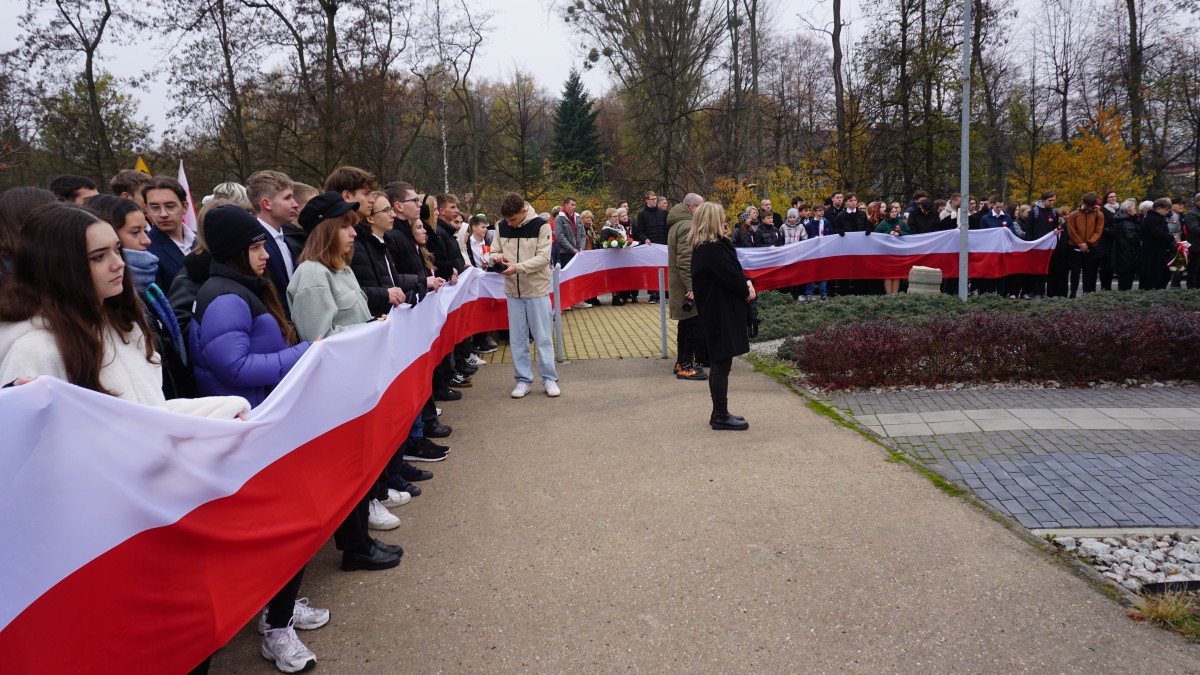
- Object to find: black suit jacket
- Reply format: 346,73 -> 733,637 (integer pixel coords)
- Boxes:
147,227 -> 186,293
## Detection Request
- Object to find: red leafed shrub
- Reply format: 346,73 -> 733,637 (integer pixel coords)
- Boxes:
785,307 -> 1200,389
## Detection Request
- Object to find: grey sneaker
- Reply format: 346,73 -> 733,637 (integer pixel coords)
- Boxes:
261,624 -> 316,673
258,598 -> 330,634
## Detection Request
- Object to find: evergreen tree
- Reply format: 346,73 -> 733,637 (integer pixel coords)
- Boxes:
550,69 -> 603,186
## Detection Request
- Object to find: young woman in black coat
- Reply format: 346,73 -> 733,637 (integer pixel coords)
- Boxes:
1138,199 -> 1174,290
689,201 -> 756,431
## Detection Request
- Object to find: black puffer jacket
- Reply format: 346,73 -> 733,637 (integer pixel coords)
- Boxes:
351,223 -> 423,315
1108,212 -> 1142,274
636,205 -> 667,244
908,206 -> 942,234
383,218 -> 431,298
754,222 -> 782,247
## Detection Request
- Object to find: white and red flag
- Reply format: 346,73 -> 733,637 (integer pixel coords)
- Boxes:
177,160 -> 199,233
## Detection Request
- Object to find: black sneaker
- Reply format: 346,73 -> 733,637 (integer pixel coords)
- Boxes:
476,340 -> 498,354
433,388 -> 462,401
398,462 -> 434,481
457,363 -> 478,376
403,444 -> 447,462
425,422 -> 452,438
388,473 -> 421,497
415,436 -> 450,454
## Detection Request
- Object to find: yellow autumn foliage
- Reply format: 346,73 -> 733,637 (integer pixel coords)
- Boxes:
1008,109 -> 1150,207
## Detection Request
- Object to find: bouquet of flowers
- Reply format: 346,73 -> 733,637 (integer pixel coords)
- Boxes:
1168,240 -> 1191,273
602,236 -> 634,249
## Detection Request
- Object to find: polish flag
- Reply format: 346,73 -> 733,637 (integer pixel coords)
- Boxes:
177,160 -> 199,233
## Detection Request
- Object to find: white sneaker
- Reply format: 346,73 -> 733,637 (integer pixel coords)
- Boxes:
380,488 -> 411,508
511,382 -> 531,398
544,380 -> 561,397
572,302 -> 592,309
367,498 -> 400,530
258,598 -> 331,634
261,625 -> 316,673
467,353 -> 487,367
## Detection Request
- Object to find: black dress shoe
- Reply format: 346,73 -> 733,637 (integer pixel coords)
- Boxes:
425,422 -> 452,438
457,363 -> 478,376
399,462 -> 434,481
341,546 -> 400,571
433,388 -> 462,401
710,412 -> 749,431
371,538 -> 404,557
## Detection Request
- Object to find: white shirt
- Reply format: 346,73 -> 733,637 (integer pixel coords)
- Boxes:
469,236 -> 487,269
259,218 -> 295,278
168,225 -> 196,256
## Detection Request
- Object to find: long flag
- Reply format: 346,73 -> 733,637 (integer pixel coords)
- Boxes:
0,232 -> 1056,672
554,229 -> 1057,308
177,160 -> 198,233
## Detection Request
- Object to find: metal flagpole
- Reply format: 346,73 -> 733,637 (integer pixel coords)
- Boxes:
658,267 -> 668,358
958,0 -> 973,301
552,264 -> 565,362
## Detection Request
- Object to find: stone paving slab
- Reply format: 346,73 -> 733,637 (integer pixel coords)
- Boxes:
833,388 -> 1200,529
481,292 -> 675,363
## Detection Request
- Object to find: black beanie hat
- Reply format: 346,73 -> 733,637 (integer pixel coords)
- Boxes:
298,191 -> 358,233
204,204 -> 267,263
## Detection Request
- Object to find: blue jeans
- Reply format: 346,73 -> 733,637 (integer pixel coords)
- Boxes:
805,281 -> 827,297
507,295 -> 558,384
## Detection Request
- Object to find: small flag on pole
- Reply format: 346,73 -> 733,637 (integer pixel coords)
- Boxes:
134,156 -> 150,174
177,160 -> 198,233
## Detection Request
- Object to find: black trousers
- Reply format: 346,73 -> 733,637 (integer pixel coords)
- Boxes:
1068,249 -> 1098,296
333,494 -> 372,554
264,566 -> 306,629
1116,271 -> 1136,291
708,357 -> 733,415
1046,249 -> 1071,297
1187,250 -> 1200,289
675,317 -> 705,367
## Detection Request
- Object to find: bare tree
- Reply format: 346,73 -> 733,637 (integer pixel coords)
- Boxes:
564,0 -> 727,194
20,0 -> 142,177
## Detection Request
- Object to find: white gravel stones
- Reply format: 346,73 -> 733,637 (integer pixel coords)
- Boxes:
1055,534 -> 1200,592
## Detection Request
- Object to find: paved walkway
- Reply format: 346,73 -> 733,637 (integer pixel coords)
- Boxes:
482,293 -> 675,363
828,388 -> 1200,530
213,360 -> 1197,673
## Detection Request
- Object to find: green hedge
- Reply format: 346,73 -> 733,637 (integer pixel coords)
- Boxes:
754,289 -> 1200,343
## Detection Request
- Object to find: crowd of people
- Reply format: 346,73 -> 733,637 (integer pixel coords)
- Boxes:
724,190 -> 1199,298
0,167 -> 565,673
1,167 -> 1195,670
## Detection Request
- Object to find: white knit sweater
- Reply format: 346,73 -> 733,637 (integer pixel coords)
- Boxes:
0,318 -> 249,419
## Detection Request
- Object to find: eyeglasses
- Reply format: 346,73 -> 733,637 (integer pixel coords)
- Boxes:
147,202 -> 182,214
370,205 -> 394,216
397,197 -> 421,205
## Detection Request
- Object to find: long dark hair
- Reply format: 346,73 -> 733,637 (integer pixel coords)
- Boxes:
83,194 -> 142,234
0,203 -> 154,394
224,246 -> 298,346
0,187 -> 57,262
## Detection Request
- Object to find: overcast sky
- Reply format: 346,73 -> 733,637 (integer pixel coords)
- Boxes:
0,0 -> 1029,143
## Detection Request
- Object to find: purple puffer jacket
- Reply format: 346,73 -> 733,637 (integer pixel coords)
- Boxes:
189,262 -> 310,408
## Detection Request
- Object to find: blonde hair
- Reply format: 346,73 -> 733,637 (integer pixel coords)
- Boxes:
605,207 -> 618,218
580,209 -> 594,222
688,202 -> 727,250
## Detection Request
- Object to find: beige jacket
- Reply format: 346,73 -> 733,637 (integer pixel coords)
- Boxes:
489,204 -> 553,298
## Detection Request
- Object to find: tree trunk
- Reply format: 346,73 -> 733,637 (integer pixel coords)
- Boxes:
215,0 -> 251,179
832,0 -> 848,186
1125,0 -> 1144,173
